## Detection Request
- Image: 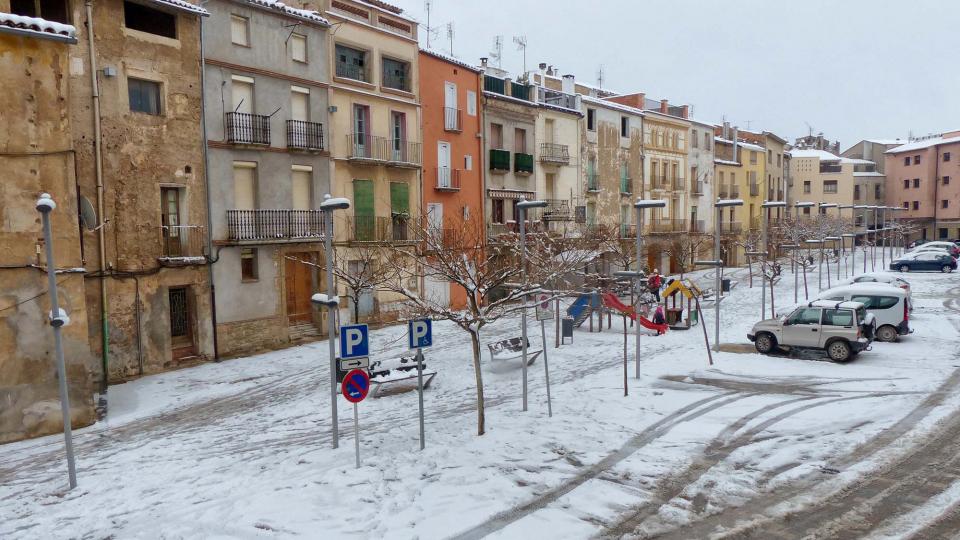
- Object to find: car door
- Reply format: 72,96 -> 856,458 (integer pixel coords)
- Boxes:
917,252 -> 939,270
782,307 -> 823,347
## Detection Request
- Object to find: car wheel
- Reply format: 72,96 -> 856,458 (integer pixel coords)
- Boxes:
827,340 -> 852,362
754,332 -> 776,354
942,265 -> 954,273
876,325 -> 898,342
899,265 -> 910,272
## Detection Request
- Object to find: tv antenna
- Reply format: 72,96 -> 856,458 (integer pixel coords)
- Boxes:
513,35 -> 527,75
490,35 -> 503,68
446,22 -> 454,55
596,64 -> 604,89
423,1 -> 440,48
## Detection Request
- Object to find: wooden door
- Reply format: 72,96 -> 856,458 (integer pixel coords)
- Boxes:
285,252 -> 314,325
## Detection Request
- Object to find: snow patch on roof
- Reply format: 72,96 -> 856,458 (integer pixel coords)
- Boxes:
0,13 -> 76,38
420,48 -> 481,72
886,135 -> 960,154
148,0 -> 209,16
580,94 -> 643,116
714,159 -> 740,166
853,172 -> 885,177
243,0 -> 328,24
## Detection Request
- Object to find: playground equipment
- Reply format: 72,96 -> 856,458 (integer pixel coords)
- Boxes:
566,292 -> 602,328
600,292 -> 669,334
661,279 -> 703,330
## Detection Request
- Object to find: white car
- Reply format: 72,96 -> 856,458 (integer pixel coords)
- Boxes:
835,273 -> 911,302
907,242 -> 960,258
817,285 -> 911,342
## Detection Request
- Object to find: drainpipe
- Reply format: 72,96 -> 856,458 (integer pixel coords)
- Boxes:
85,0 -> 110,406
198,12 -> 220,359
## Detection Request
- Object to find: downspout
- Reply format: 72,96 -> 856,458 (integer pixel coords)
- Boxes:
198,11 -> 219,359
85,0 -> 110,407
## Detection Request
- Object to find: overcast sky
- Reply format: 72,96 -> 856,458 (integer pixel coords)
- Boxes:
393,0 -> 958,151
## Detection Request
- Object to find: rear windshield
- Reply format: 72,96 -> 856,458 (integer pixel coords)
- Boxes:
823,309 -> 854,327
850,295 -> 899,310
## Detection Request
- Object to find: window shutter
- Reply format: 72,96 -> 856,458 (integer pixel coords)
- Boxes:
390,182 -> 409,215
353,179 -> 374,216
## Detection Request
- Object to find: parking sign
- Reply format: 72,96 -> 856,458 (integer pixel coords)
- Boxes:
339,324 -> 369,359
408,319 -> 432,349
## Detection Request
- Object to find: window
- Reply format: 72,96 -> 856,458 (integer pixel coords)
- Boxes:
913,178 -> 920,188
750,151 -> 757,165
124,1 -> 176,39
492,199 -> 504,223
875,184 -> 882,199
464,155 -> 473,170
490,123 -> 503,149
767,149 -> 772,164
391,111 -> 407,158
514,128 -> 527,153
903,179 -> 910,189
587,108 -> 596,131
777,153 -> 781,167
230,15 -> 249,46
128,78 -> 161,115
822,309 -> 853,327
335,44 -> 367,81
290,34 -> 307,62
904,156 -> 910,166
788,307 -> 821,325
291,166 -> 312,210
382,57 -> 410,91
233,162 -> 257,210
10,0 -> 69,23
854,185 -> 860,200
240,248 -> 258,281
704,132 -> 711,150
940,228 -> 949,239
913,201 -> 919,210
823,180 -> 838,193
466,91 -> 477,116
944,176 -> 951,185
943,200 -> 949,209
691,129 -> 698,148
620,116 -> 628,137
914,155 -> 920,165
803,207 -> 811,215
945,152 -> 952,162
902,201 -> 909,209
803,180 -> 811,194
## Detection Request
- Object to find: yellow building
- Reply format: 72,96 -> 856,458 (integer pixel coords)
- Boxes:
323,0 -> 422,322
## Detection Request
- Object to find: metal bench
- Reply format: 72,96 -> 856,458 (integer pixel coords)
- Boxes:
368,356 -> 437,398
487,337 -> 542,366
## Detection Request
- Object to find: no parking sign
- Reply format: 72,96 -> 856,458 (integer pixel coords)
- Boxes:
535,293 -> 554,321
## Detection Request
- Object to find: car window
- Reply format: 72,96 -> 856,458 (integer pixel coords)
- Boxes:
823,309 -> 853,327
850,295 -> 876,309
875,296 -> 898,309
789,307 -> 822,325
856,306 -> 867,324
855,277 -> 876,282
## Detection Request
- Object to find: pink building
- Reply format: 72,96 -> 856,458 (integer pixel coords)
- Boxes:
884,130 -> 960,241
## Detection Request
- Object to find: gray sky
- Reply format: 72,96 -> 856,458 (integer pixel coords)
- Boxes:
394,0 -> 958,151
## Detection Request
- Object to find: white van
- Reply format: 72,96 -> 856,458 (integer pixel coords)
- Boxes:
817,284 -> 911,342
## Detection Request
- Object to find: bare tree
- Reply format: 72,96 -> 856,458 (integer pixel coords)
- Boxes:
735,229 -> 763,288
331,243 -> 395,324
662,233 -> 711,278
375,216 -> 591,436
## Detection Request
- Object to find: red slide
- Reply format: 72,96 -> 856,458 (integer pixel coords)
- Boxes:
601,293 -> 669,333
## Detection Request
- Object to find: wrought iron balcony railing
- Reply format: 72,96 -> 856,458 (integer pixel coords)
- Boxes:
226,112 -> 270,145
226,210 -> 325,242
286,120 -> 324,150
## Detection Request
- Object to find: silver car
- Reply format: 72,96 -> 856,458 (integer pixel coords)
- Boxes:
747,300 -> 873,362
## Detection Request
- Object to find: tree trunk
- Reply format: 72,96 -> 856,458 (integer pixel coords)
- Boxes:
802,264 -> 809,300
769,277 -> 776,318
747,255 -> 754,288
353,292 -> 360,324
470,329 -> 486,436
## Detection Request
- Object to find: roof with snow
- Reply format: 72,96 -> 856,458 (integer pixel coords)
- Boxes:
148,0 -> 209,16
0,13 -> 77,40
581,95 -> 644,116
853,172 -> 885,177
420,48 -> 481,73
885,135 -> 960,154
242,0 -> 328,24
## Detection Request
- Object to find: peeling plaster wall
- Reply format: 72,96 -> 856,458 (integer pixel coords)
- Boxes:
581,104 -> 643,230
0,32 -> 97,443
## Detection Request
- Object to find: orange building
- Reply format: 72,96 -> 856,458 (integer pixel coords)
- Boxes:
419,49 -> 485,309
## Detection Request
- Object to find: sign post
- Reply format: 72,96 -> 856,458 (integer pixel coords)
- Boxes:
535,294 -> 553,417
341,368 -> 370,468
408,319 -> 432,450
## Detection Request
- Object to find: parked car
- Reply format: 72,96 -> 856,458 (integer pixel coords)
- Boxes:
908,239 -> 930,249
908,241 -> 960,257
836,272 -> 911,298
890,252 -> 957,273
817,285 -> 910,342
748,300 -> 873,362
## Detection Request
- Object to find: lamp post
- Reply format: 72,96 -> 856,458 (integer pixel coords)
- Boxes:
709,198 -> 744,350
516,198 -> 547,412
317,194 -> 349,449
782,244 -> 800,303
760,201 -> 786,319
632,199 -> 666,377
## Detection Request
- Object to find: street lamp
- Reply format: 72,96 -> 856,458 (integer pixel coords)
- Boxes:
631,199 -> 666,376
760,201 -> 786,319
516,198 -> 547,412
317,194 -> 349,449
707,198 -> 744,350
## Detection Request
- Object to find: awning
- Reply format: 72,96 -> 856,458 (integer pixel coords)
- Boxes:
488,189 -> 535,200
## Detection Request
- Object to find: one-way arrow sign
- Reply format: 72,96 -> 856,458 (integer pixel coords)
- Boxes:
339,357 -> 370,371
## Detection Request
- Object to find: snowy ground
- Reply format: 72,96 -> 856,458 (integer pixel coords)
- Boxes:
2,258 -> 960,539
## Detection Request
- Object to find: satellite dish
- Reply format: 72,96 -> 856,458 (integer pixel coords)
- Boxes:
79,196 -> 98,231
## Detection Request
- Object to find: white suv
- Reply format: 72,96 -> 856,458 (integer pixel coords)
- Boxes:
748,300 -> 873,362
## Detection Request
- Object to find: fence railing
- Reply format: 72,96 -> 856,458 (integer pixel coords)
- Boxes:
537,86 -> 578,110
443,107 -> 461,131
720,221 -> 743,234
160,225 -> 206,257
509,83 -> 531,101
619,224 -> 636,238
543,199 -> 573,220
345,134 -> 421,165
691,180 -> 704,195
286,120 -> 324,150
336,62 -> 368,82
226,112 -> 270,145
730,186 -> 740,198
689,220 -> 706,233
650,175 -> 669,190
672,176 -> 685,191
382,72 -> 410,92
539,142 -> 569,164
435,167 -> 461,191
483,75 -> 505,95
650,218 -> 686,233
226,210 -> 325,242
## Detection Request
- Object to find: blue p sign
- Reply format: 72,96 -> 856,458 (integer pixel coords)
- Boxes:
408,319 -> 432,349
339,324 -> 369,359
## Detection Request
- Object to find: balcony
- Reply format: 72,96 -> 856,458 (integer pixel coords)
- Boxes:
286,120 -> 324,151
539,142 -> 570,164
720,221 -> 743,235
718,186 -> 729,199
225,112 -> 270,145
226,210 -> 325,243
691,181 -> 704,195
586,173 -> 600,192
443,107 -> 462,132
435,167 -> 461,191
489,149 -> 510,172
650,218 -> 685,233
382,72 -> 410,92
820,163 -> 842,173
484,75 -> 506,95
749,183 -> 759,197
159,225 -> 206,262
689,220 -> 706,233
346,135 -> 421,167
672,176 -> 685,191
750,216 -> 761,230
730,186 -> 740,198
620,176 -> 632,194
537,86 -> 578,110
619,224 -> 636,239
543,199 -> 573,221
349,215 -> 412,243
514,152 -> 534,175
335,62 -> 368,83
510,83 -> 531,101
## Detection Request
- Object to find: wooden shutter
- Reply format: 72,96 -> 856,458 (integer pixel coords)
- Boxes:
390,182 -> 409,215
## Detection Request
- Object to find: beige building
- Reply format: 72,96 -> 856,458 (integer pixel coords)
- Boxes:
790,148 -> 881,226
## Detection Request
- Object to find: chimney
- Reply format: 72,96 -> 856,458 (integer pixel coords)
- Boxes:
561,74 -> 575,94
480,57 -> 488,69
660,99 -> 669,114
539,62 -> 547,71
732,126 -> 739,163
723,121 -> 730,139
547,65 -> 555,76
680,105 -> 689,119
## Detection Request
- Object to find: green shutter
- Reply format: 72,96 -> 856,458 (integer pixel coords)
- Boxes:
390,182 -> 409,216
353,179 -> 374,241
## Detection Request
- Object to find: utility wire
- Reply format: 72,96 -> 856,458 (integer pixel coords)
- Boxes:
0,273 -> 77,314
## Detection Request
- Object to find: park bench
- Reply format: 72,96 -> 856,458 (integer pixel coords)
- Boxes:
368,356 -> 437,398
487,337 -> 541,366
